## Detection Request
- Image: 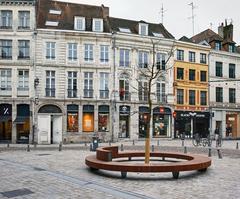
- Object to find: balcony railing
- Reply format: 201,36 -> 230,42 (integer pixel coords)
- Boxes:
67,89 -> 77,98
119,61 -> 130,67
99,90 -> 109,99
139,94 -> 148,102
45,88 -> 55,97
138,63 -> 148,68
0,55 -> 12,59
119,91 -> 131,101
84,89 -> 93,98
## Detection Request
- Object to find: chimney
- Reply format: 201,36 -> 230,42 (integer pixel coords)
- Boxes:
101,4 -> 109,19
218,22 -> 224,38
218,20 -> 234,41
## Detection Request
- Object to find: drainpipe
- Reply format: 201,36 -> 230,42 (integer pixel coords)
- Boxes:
208,51 -> 213,136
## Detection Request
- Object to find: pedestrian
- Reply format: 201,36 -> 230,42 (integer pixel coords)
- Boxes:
214,127 -> 219,140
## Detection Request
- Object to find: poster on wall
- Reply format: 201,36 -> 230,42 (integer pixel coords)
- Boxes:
67,113 -> 78,132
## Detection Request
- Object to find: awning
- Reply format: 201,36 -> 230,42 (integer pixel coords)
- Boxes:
0,116 -> 11,122
14,116 -> 29,124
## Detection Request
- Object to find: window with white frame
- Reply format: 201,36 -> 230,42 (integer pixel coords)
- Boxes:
18,70 -> 29,91
84,72 -> 93,98
0,10 -> 12,28
84,44 -> 93,61
138,51 -> 148,68
139,23 -> 148,36
119,73 -> 130,101
46,42 -> 56,59
100,45 -> 109,63
18,11 -> 30,29
100,73 -> 109,99
18,40 -> 30,59
68,71 -> 77,98
119,49 -> 130,67
93,18 -> 103,32
138,80 -> 148,101
74,16 -> 85,31
46,71 -> 55,97
0,40 -> 12,59
156,53 -> 166,70
68,43 -> 77,61
0,69 -> 11,90
156,82 -> 166,103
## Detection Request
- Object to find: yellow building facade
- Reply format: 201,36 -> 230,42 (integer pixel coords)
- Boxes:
173,39 -> 210,138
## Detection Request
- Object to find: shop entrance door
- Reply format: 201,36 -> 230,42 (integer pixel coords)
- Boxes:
52,115 -> 62,144
37,115 -> 51,144
119,115 -> 129,138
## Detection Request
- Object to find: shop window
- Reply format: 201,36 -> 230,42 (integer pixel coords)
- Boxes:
98,105 -> 109,132
139,107 -> 149,138
83,105 -> 94,132
67,105 -> 78,132
119,106 -> 130,138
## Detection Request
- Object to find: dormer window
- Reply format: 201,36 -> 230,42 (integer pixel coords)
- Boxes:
74,16 -> 85,31
215,41 -> 221,50
229,44 -> 235,53
93,18 -> 103,32
139,23 -> 148,36
119,27 -> 131,33
152,32 -> 163,37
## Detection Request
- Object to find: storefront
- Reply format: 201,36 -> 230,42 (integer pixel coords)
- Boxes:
15,104 -> 30,143
139,106 -> 149,138
119,105 -> 130,138
226,112 -> 238,138
174,111 -> 210,138
67,104 -> 79,132
0,104 -> 12,142
153,107 -> 171,138
82,105 -> 94,132
98,105 -> 109,132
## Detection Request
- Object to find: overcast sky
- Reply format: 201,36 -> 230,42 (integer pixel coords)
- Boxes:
57,0 -> 240,44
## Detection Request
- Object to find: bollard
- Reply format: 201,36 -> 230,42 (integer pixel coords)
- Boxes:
90,143 -> 93,151
184,146 -> 187,154
132,140 -> 135,146
208,148 -> 212,157
217,149 -> 222,159
27,144 -> 30,152
151,145 -> 154,152
59,142 -> 62,151
120,144 -> 124,151
85,142 -> 87,147
109,141 -> 111,146
236,142 -> 239,150
157,140 -> 160,146
181,140 -> 184,147
34,142 -> 37,149
7,143 -> 9,148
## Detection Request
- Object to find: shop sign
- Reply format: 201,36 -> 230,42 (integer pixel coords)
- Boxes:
228,117 -> 235,121
0,104 -> 12,116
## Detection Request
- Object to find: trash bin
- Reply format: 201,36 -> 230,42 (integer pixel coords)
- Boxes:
92,136 -> 99,151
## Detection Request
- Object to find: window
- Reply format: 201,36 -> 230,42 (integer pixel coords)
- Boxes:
177,50 -> 184,61
98,105 -> 109,132
229,64 -> 235,78
68,72 -> 77,98
18,11 -> 30,29
200,71 -> 207,82
216,87 -> 223,102
100,73 -> 109,99
100,45 -> 109,63
0,10 -> 12,28
0,69 -> 11,90
156,82 -> 166,103
139,23 -> 148,36
84,72 -> 93,98
200,91 -> 207,106
68,43 -> 77,61
18,70 -> 29,91
215,41 -> 221,50
119,49 -> 130,67
189,51 -> 195,62
229,44 -> 235,53
177,89 -> 184,104
138,81 -> 148,101
189,90 -> 195,105
0,40 -> 12,59
46,42 -> 55,59
216,62 -> 222,77
229,88 -> 236,103
18,40 -> 30,59
119,27 -> 131,33
138,51 -> 148,68
84,44 -> 93,61
189,69 -> 195,81
93,18 -> 103,32
177,68 -> 184,80
200,53 -> 207,64
156,53 -> 165,70
119,75 -> 130,101
46,71 -> 55,97
74,17 -> 85,30
67,105 -> 78,132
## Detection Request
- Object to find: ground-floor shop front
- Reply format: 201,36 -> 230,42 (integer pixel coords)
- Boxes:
174,111 -> 210,138
211,109 -> 240,138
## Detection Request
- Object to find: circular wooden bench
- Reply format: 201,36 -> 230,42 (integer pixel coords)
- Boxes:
85,146 -> 211,179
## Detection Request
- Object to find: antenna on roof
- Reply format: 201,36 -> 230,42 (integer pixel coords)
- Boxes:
210,22 -> 213,30
188,2 -> 197,36
159,4 -> 167,24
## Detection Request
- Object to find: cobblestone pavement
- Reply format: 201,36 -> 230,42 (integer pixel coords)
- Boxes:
0,141 -> 240,199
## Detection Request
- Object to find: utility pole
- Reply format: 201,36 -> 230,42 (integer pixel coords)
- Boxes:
188,2 -> 196,36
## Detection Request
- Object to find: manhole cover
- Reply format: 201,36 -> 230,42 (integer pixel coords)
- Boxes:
36,154 -> 51,156
1,188 -> 34,198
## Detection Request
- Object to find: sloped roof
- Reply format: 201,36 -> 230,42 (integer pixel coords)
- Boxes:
179,36 -> 194,43
191,29 -> 223,44
108,17 -> 174,39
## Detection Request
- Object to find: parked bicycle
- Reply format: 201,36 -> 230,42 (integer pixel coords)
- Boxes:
192,133 -> 212,147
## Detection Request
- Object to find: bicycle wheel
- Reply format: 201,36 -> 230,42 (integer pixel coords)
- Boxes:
192,138 -> 198,147
202,139 -> 208,147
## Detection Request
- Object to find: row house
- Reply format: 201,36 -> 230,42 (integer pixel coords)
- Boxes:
0,0 -> 35,144
192,21 -> 240,138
